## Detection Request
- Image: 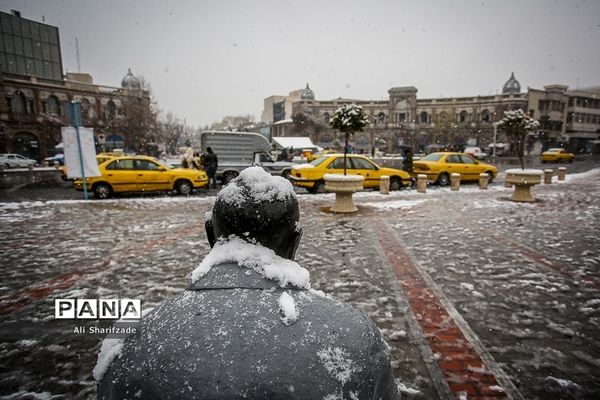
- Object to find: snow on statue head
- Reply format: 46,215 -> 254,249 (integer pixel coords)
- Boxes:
206,167 -> 302,260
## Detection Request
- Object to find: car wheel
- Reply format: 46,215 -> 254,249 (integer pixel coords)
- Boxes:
437,172 -> 450,186
93,183 -> 112,199
222,171 -> 237,185
176,180 -> 193,196
281,169 -> 291,180
312,180 -> 326,194
486,171 -> 494,183
390,177 -> 402,191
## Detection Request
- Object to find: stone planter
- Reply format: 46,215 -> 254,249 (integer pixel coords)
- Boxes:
558,167 -> 567,181
324,174 -> 364,213
505,169 -> 543,202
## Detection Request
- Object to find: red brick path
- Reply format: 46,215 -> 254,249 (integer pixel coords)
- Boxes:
375,222 -> 509,399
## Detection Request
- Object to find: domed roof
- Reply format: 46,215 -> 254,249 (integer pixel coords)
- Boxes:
301,83 -> 315,100
121,68 -> 141,90
502,72 -> 521,94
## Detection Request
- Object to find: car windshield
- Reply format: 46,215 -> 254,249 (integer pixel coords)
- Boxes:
422,153 -> 443,161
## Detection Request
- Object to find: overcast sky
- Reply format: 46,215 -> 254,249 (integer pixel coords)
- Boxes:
3,0 -> 600,127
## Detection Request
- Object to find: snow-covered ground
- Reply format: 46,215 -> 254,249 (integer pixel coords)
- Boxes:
0,168 -> 599,399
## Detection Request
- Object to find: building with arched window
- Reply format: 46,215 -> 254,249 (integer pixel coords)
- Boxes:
263,73 -> 600,154
0,11 -> 154,160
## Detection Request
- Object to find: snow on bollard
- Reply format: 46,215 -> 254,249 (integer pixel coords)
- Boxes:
450,173 -> 461,191
544,169 -> 553,184
479,173 -> 489,190
558,167 -> 567,181
417,174 -> 427,193
379,175 -> 390,194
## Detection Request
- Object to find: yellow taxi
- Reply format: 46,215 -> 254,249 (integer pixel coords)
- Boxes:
413,152 -> 497,186
59,153 -> 121,181
540,148 -> 574,163
73,155 -> 208,199
290,154 -> 412,193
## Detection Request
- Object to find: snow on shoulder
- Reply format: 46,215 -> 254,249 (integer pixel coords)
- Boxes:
218,166 -> 295,206
279,292 -> 298,325
191,236 -> 310,289
93,337 -> 124,382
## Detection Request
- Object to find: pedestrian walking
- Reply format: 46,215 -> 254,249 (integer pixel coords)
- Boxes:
204,146 -> 218,189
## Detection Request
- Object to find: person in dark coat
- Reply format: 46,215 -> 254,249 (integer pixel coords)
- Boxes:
203,146 -> 218,188
96,167 -> 400,400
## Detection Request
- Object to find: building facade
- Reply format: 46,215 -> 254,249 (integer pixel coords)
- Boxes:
264,74 -> 600,154
0,10 -> 154,161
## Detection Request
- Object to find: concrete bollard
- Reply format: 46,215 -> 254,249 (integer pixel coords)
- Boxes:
28,164 -> 34,171
558,167 -> 566,181
379,175 -> 390,194
450,173 -> 461,191
417,174 -> 427,193
479,173 -> 489,190
544,169 -> 553,184
0,164 -> 5,172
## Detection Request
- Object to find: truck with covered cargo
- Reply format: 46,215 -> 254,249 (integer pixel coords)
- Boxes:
192,131 -> 293,184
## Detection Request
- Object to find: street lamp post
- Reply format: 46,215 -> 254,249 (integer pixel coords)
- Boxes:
492,122 -> 498,158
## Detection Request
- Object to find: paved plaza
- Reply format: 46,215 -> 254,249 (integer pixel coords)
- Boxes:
0,168 -> 599,399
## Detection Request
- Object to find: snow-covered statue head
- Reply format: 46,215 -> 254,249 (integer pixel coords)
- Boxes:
206,167 -> 302,260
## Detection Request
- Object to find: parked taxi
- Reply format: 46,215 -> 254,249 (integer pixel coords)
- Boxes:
290,154 -> 412,193
540,148 -> 574,163
413,152 -> 497,186
73,155 -> 208,199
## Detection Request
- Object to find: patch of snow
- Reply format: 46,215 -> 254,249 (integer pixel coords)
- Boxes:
279,292 -> 298,325
191,236 -> 310,289
92,338 -> 125,382
317,347 -> 358,385
363,199 -> 427,210
389,330 -> 407,340
324,173 -> 364,182
396,380 -> 421,395
218,166 -> 295,206
460,282 -> 475,291
505,168 -> 544,175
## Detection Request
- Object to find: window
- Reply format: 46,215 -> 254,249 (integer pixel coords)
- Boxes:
481,110 -> 491,122
328,157 -> 351,169
47,95 -> 60,115
135,159 -> 161,170
446,155 -> 462,163
106,159 -> 135,170
351,158 -> 376,170
106,101 -> 116,120
377,112 -> 386,124
460,155 -> 476,164
459,111 -> 468,123
11,91 -> 27,114
420,111 -> 428,123
323,112 -> 330,124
